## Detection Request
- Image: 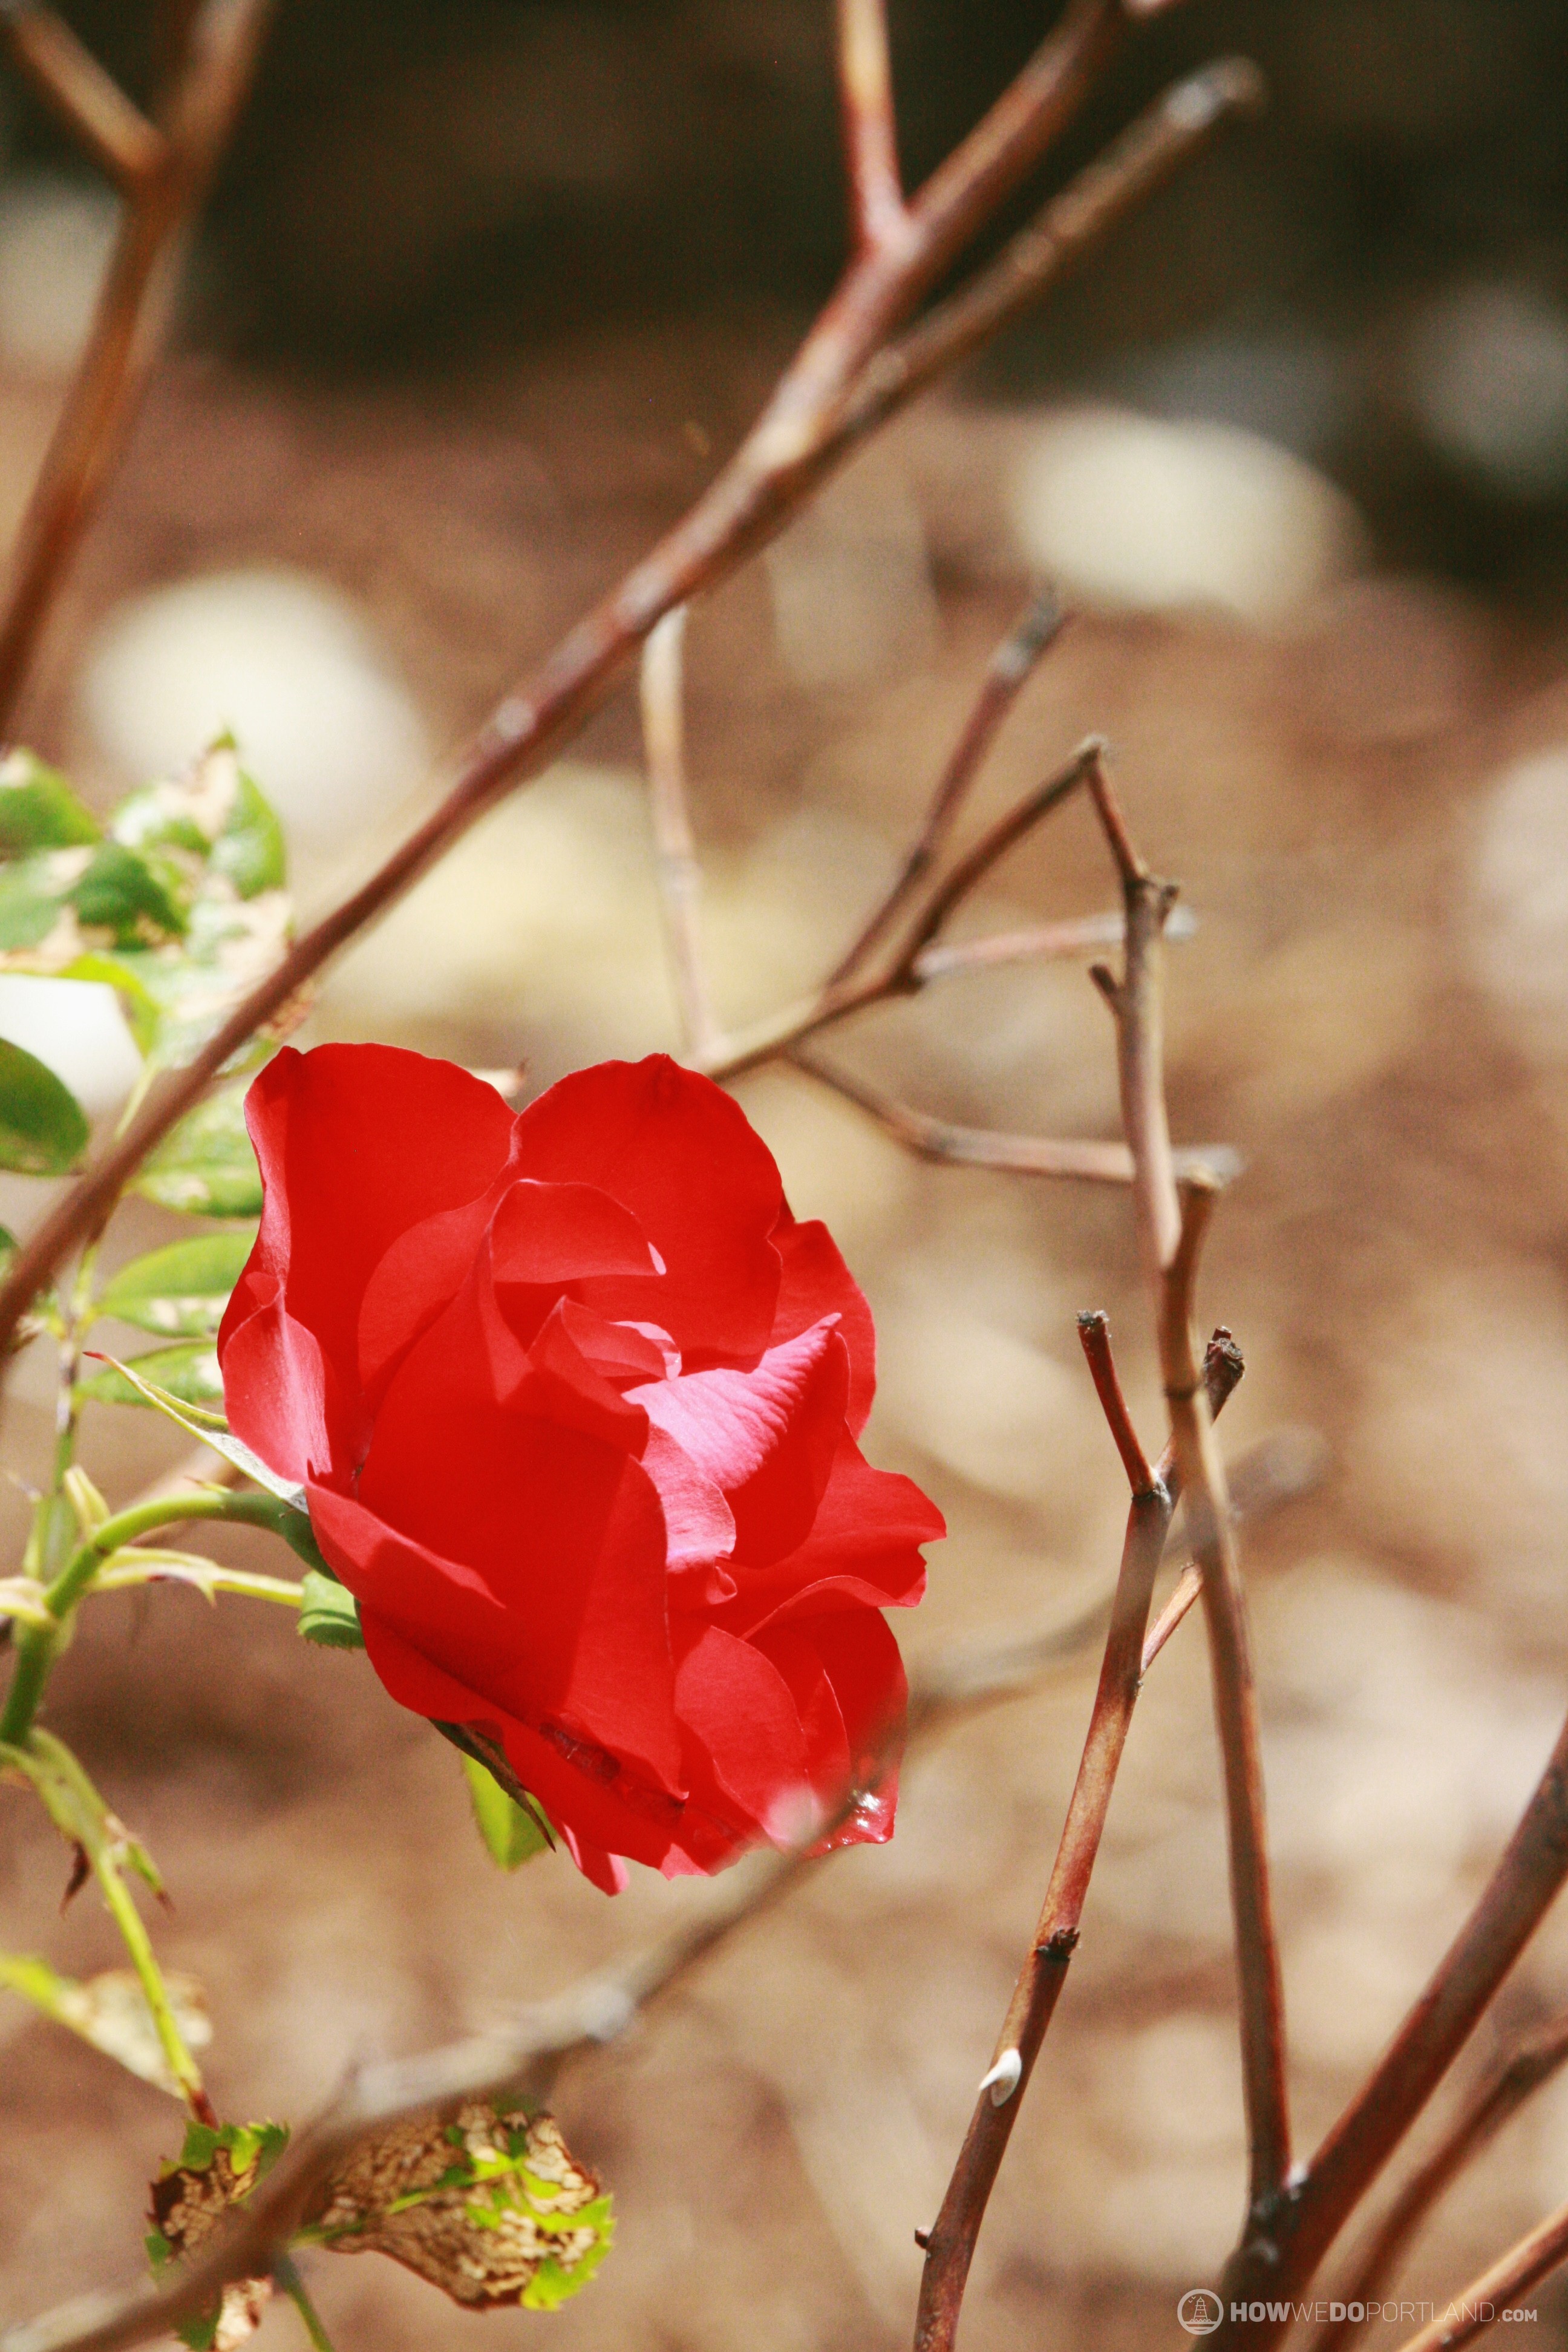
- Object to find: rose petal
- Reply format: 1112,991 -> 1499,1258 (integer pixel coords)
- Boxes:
633,1319 -> 848,1565
511,1056 -> 783,1367
671,1623 -> 814,1848
770,1214 -> 875,1436
221,1046 -> 517,1462
490,1178 -> 662,1286
716,1434 -> 941,1633
220,1293 -> 356,1487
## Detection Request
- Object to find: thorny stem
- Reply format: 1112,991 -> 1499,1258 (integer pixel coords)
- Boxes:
0,1489 -> 299,1744
1085,761 -> 1292,2225
1,1730 -> 213,2124
0,45 -> 1263,1367
912,1328 -> 1242,2352
1315,2013 -> 1568,2352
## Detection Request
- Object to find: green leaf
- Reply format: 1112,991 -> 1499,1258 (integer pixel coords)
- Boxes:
0,860 -> 68,951
76,1350 -> 307,1511
77,1342 -> 223,1411
58,952 -> 163,1054
68,841 -> 189,946
211,768 -> 285,899
299,1570 -> 364,1648
0,1038 -> 88,1172
461,1753 -> 552,1869
97,1230 -> 257,1339
0,750 -> 100,852
132,1082 -> 261,1217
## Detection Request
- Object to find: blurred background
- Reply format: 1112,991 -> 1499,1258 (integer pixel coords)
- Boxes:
5,2 -> 1568,2346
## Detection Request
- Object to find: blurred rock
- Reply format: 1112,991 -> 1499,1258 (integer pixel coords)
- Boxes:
0,174 -> 116,378
78,569 -> 430,857
763,451 -> 938,687
1007,407 -> 1365,627
1402,281 -> 1568,503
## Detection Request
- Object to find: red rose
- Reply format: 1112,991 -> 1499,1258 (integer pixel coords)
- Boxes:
217,1047 -> 942,1893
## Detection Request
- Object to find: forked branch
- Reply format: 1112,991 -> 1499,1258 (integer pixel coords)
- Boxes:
0,38 -> 1263,1362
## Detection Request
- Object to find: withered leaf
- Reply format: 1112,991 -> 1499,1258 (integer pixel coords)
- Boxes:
307,2103 -> 613,2311
146,2120 -> 289,2351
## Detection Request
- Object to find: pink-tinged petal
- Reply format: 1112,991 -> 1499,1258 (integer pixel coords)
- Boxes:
717,1435 -> 942,1633
220,1295 -> 358,1487
490,1178 -> 662,1285
220,1045 -> 517,1449
633,1319 -> 848,1566
356,1607 -> 680,1878
511,1056 -> 783,1367
770,1214 -> 875,1436
639,1424 -> 736,1573
672,1624 -> 814,1847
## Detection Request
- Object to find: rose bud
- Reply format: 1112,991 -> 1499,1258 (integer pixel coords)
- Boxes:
218,1047 -> 944,1892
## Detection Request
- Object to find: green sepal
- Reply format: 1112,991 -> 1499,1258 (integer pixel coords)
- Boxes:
299,1571 -> 364,1648
461,1752 -> 552,1869
76,1342 -> 222,1411
0,1038 -> 88,1173
96,1229 -> 257,1339
0,750 -> 100,852
76,1352 -> 308,1512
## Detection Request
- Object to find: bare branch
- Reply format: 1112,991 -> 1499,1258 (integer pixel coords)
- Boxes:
836,0 -> 907,252
1,10 -> 165,194
829,591 -> 1065,985
911,902 -> 1195,983
1086,758 -> 1292,2220
1076,1310 -> 1155,1495
0,0 -> 277,732
1213,1702 -> 1568,2347
1142,1560 -> 1198,1670
1391,2200 -> 1568,2352
1316,2013 -> 1568,2352
639,605 -> 719,1055
0,44 -> 1259,1362
913,1331 -> 1243,2351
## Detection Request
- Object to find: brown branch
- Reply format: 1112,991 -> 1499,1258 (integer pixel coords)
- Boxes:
836,0 -> 907,252
1,11 -> 165,194
911,902 -> 1195,982
0,43 -> 1261,1363
829,591 -> 1065,985
1390,2200 -> 1568,2352
0,0 -> 276,733
1142,1560 -> 1198,1670
1315,2013 -> 1568,2352
913,1328 -> 1243,2351
1076,1310 -> 1154,1494
789,1047 -> 1236,1189
639,605 -> 719,1055
1212,1702 -> 1568,2348
1086,760 -> 1292,2225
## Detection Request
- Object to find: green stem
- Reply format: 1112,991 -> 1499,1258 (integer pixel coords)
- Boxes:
274,2256 -> 338,2352
0,1488 -> 296,1744
93,1560 -> 304,1607
95,1832 -> 212,2120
